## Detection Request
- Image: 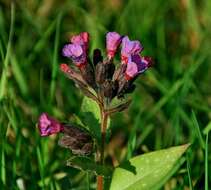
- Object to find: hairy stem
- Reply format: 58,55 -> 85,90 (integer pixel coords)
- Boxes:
97,107 -> 108,190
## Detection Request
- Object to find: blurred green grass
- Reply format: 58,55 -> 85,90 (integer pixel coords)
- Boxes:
0,0 -> 211,189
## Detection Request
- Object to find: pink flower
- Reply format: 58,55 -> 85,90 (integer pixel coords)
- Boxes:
106,32 -> 122,59
62,44 -> 87,66
125,54 -> 153,80
121,36 -> 143,64
38,113 -> 64,136
70,32 -> 89,52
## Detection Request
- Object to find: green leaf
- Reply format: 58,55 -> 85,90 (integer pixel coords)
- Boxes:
67,156 -> 112,177
81,96 -> 101,122
80,96 -> 101,143
110,144 -> 190,190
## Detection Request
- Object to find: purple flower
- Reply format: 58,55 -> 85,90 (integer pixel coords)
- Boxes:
38,113 -> 64,136
70,32 -> 89,52
121,36 -> 143,64
106,32 -> 122,59
62,44 -> 87,66
125,54 -> 153,80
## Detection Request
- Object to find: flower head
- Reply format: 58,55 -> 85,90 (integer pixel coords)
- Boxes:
62,44 -> 87,66
70,32 -> 89,52
125,54 -> 153,80
106,32 -> 122,59
121,36 -> 143,64
38,113 -> 64,136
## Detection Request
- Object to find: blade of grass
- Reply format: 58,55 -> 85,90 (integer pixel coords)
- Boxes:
0,6 -> 7,46
203,122 -> 211,135
28,20 -> 56,63
186,153 -> 193,190
146,79 -> 183,120
191,110 -> 205,149
1,146 -> 6,185
126,109 -> 142,159
0,2 -> 15,101
39,68 -> 45,106
0,40 -> 4,61
205,133 -> 209,190
10,52 -> 29,96
49,13 -> 62,103
37,146 -> 45,190
136,124 -> 154,148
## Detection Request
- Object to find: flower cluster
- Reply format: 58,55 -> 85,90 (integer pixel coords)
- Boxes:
61,31 -> 153,99
37,31 -> 153,155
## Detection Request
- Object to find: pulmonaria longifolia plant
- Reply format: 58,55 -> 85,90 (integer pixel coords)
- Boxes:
37,32 -> 188,190
38,32 -> 152,154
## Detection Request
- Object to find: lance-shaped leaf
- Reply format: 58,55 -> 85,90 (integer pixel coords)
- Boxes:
67,156 -> 112,177
110,144 -> 190,190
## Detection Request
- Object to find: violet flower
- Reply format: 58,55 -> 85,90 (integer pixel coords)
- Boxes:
125,54 -> 153,80
62,44 -> 87,66
70,32 -> 89,52
38,113 -> 64,136
121,36 -> 143,64
106,32 -> 122,59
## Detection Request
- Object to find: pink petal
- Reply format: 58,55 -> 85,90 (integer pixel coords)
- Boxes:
71,32 -> 89,51
121,36 -> 143,63
125,56 -> 138,80
38,113 -> 64,136
106,32 -> 122,59
62,44 -> 87,66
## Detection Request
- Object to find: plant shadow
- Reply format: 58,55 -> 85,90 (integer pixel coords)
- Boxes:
119,160 -> 137,175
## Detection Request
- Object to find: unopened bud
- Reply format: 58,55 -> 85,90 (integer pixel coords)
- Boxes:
79,62 -> 96,89
59,125 -> 93,156
113,63 -> 127,81
93,49 -> 103,66
95,60 -> 115,85
102,79 -> 118,99
117,75 -> 134,97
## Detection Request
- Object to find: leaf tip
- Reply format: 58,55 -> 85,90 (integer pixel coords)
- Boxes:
181,143 -> 191,152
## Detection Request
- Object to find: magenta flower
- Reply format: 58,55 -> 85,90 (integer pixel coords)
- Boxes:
121,36 -> 143,64
106,32 -> 122,59
125,54 -> 153,80
38,113 -> 64,136
62,44 -> 87,66
70,32 -> 89,52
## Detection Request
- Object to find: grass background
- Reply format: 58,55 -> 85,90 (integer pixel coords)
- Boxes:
0,0 -> 211,189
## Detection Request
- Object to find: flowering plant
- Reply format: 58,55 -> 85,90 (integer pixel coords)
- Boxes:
37,32 -> 189,190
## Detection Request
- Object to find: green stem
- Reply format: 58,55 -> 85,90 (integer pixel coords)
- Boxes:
97,107 -> 108,190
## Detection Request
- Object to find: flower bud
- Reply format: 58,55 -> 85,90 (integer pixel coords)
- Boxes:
102,79 -> 118,99
106,32 -> 122,59
79,61 -> 96,89
113,63 -> 127,81
38,113 -> 64,136
93,49 -> 103,66
59,125 -> 93,155
95,60 -> 115,85
116,75 -> 129,97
